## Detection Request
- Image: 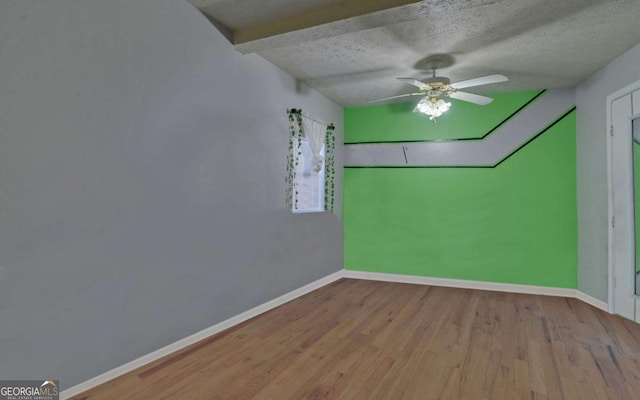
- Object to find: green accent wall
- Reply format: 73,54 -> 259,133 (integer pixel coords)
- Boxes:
344,90 -> 541,143
344,111 -> 577,288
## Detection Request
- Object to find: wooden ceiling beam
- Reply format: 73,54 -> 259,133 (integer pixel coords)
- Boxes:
233,0 -> 422,44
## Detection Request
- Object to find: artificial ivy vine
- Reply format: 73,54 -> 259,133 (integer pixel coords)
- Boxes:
286,108 -> 336,212
286,109 -> 304,210
324,123 -> 336,212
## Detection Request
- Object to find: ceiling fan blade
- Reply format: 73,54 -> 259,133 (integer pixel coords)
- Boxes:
397,78 -> 431,90
448,91 -> 494,105
450,74 -> 508,89
368,93 -> 425,104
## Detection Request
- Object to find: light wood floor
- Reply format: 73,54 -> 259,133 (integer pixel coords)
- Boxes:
71,279 -> 640,400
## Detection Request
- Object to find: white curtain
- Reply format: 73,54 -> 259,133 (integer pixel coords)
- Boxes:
301,116 -> 327,173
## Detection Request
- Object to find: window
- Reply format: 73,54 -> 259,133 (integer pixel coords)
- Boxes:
286,108 -> 335,213
292,136 -> 325,213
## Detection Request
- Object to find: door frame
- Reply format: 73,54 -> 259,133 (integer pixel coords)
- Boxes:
607,80 -> 640,314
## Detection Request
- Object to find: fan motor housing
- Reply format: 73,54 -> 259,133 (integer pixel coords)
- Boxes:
424,76 -> 451,87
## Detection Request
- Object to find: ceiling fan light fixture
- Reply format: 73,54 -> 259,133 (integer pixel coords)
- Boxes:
415,97 -> 451,121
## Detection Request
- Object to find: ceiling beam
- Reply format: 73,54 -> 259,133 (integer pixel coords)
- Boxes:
234,0 -> 423,44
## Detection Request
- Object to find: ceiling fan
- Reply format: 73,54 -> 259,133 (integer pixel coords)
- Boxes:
370,63 -> 508,122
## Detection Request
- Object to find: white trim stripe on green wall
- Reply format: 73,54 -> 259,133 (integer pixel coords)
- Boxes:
345,88 -> 574,166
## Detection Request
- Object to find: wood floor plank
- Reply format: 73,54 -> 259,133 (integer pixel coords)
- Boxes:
337,354 -> 395,399
70,279 -> 640,400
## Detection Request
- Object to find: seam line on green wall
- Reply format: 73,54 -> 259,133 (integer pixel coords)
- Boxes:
344,106 -> 576,169
344,89 -> 547,145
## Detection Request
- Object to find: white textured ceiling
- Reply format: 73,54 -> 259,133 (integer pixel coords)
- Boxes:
190,0 -> 640,106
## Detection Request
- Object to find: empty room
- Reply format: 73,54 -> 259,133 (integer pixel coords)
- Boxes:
3,0 -> 640,399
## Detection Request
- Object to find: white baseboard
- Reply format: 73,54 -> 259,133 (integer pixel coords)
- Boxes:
62,269 -> 609,399
343,270 -> 577,298
343,271 -> 610,312
60,270 -> 344,399
575,290 -> 609,312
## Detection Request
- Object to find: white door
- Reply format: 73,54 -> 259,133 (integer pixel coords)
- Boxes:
611,94 -> 634,319
634,90 -> 640,322
610,87 -> 640,321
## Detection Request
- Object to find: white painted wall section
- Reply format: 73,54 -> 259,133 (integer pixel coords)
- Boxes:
577,41 -> 640,303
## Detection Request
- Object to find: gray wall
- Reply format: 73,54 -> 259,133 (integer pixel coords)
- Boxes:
0,0 -> 343,389
576,41 -> 640,302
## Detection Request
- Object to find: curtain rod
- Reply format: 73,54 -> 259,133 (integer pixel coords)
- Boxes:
286,108 -> 329,126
